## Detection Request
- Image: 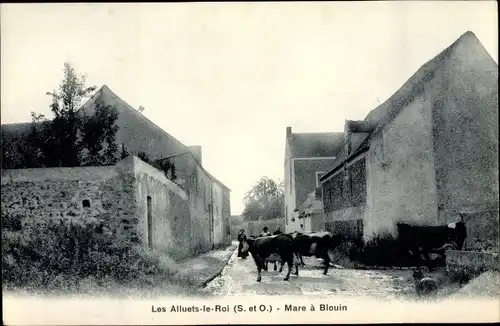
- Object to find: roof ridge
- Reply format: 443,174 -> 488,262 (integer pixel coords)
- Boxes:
92,85 -> 192,157
362,30 -> 495,126
364,30 -> 493,134
80,85 -> 231,191
292,131 -> 344,135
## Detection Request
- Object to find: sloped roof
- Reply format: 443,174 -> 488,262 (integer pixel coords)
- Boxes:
84,86 -> 230,191
321,31 -> 498,182
85,85 -> 230,190
79,85 -> 188,159
346,120 -> 376,133
288,132 -> 344,158
296,190 -> 323,216
1,85 -> 230,191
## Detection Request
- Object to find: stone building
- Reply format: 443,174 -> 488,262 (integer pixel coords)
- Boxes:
1,86 -> 232,255
284,126 -> 344,233
319,31 -> 499,250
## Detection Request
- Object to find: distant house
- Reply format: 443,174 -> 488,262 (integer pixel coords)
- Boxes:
1,85 -> 232,254
319,31 -> 499,250
284,126 -> 344,233
295,187 -> 324,232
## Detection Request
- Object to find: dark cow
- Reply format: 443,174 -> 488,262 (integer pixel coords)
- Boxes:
267,227 -> 284,271
241,234 -> 295,282
397,218 -> 467,270
290,231 -> 339,276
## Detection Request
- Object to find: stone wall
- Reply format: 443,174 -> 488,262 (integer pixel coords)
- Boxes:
365,90 -> 438,239
132,157 -> 191,259
457,210 -> 499,252
184,158 -> 212,254
212,182 -> 224,248
321,152 -> 367,239
324,205 -> 366,225
323,156 -> 367,213
1,158 -> 138,248
432,43 -> 499,249
222,191 -> 232,245
446,250 -> 500,273
1,155 -> 230,262
181,156 -> 231,254
325,219 -> 363,241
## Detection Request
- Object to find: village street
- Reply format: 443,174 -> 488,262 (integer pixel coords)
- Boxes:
202,242 -> 421,299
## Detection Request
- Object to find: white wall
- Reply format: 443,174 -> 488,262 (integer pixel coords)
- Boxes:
212,182 -> 224,247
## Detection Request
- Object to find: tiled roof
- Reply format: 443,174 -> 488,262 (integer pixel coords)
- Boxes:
288,132 -> 344,158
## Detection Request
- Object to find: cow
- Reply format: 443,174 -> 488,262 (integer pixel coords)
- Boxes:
269,227 -> 284,271
289,231 -> 339,276
396,218 -> 467,271
241,233 -> 295,282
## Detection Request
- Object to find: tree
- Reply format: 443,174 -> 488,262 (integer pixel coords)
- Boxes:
41,62 -> 97,167
24,62 -> 120,168
79,101 -> 120,166
136,151 -> 177,182
23,112 -> 49,168
242,177 -> 284,221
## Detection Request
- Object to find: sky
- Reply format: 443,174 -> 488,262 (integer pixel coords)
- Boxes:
1,2 -> 498,216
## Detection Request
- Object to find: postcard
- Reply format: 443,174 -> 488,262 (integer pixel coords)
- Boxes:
1,1 -> 499,324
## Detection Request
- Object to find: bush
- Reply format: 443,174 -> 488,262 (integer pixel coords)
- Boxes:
470,238 -> 497,253
447,266 -> 483,286
2,211 -> 193,294
351,233 -> 418,267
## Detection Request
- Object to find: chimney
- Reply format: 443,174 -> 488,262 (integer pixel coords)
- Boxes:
344,120 -> 352,155
188,146 -> 202,165
286,126 -> 292,138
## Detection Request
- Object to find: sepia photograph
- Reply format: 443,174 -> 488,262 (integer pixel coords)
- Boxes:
1,1 -> 499,324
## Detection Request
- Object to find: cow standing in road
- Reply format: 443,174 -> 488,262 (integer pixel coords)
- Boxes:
396,217 -> 467,271
241,233 -> 295,282
290,231 -> 339,276
288,231 -> 307,266
257,227 -> 273,270
270,226 -> 284,271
